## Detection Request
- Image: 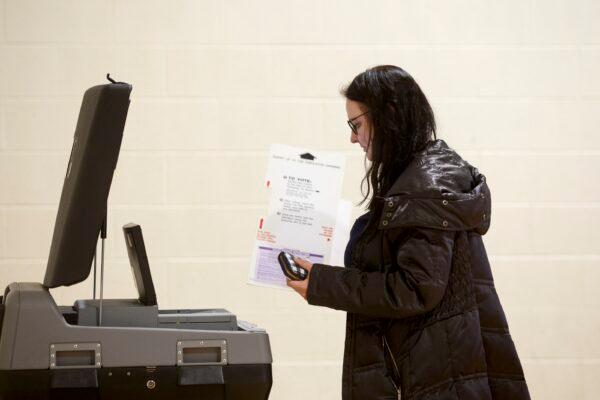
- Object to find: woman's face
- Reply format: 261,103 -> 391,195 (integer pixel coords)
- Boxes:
346,99 -> 373,161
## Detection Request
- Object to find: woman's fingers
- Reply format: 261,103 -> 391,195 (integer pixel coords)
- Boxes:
293,256 -> 312,271
286,275 -> 308,300
285,256 -> 311,301
293,256 -> 307,266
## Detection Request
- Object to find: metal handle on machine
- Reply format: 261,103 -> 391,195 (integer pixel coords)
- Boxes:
176,340 -> 228,366
49,342 -> 102,369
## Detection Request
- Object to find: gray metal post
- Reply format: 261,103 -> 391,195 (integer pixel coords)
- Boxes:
99,237 -> 105,326
93,247 -> 97,299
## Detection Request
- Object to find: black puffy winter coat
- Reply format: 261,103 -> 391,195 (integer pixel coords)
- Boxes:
306,139 -> 530,400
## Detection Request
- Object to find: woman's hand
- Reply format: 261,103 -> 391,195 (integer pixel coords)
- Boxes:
286,257 -> 313,301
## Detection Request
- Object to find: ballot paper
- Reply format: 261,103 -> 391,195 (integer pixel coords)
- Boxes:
248,144 -> 351,289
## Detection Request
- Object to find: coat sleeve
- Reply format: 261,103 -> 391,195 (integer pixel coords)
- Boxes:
306,228 -> 454,319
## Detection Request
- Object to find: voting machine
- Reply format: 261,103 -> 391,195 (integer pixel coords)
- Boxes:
0,79 -> 273,399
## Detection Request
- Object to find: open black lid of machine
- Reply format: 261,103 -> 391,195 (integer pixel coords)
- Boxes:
44,81 -> 132,288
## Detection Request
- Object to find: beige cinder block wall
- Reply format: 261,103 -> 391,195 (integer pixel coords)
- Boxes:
1,1 -> 599,398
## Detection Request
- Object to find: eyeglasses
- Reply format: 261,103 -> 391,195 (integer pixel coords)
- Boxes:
347,111 -> 369,135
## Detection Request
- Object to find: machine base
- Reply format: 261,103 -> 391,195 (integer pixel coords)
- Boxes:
0,364 -> 272,400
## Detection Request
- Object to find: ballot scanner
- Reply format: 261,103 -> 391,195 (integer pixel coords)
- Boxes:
0,79 -> 273,399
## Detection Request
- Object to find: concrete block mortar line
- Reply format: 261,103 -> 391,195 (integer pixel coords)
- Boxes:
578,45 -> 590,102
431,95 -> 588,103
162,152 -> 167,205
0,209 -> 5,259
104,208 -> 117,257
492,201 -> 600,208
0,99 -> 5,149
489,254 -> 600,262
0,256 -> 131,265
524,0 -> 534,46
0,149 -> 70,157
0,0 -> 4,44
108,0 -> 116,44
273,360 -> 342,367
163,256 -> 251,263
0,205 -> 57,211
0,42 -> 588,50
213,0 -> 226,51
578,45 -> 585,103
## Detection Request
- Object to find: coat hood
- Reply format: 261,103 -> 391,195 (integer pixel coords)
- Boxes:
377,139 -> 491,235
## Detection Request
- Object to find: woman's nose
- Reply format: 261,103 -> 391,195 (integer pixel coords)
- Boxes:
350,132 -> 358,143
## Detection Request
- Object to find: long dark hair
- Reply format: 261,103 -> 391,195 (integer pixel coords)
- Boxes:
342,65 -> 437,234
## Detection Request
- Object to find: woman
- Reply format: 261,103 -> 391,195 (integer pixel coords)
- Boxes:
287,65 -> 530,400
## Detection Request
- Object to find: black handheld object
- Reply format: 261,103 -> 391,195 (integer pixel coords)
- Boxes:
278,251 -> 308,281
123,223 -> 157,306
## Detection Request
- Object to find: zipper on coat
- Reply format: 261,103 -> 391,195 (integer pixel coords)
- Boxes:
380,232 -> 401,399
382,335 -> 402,399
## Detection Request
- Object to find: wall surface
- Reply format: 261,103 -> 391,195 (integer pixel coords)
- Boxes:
0,1 -> 599,398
